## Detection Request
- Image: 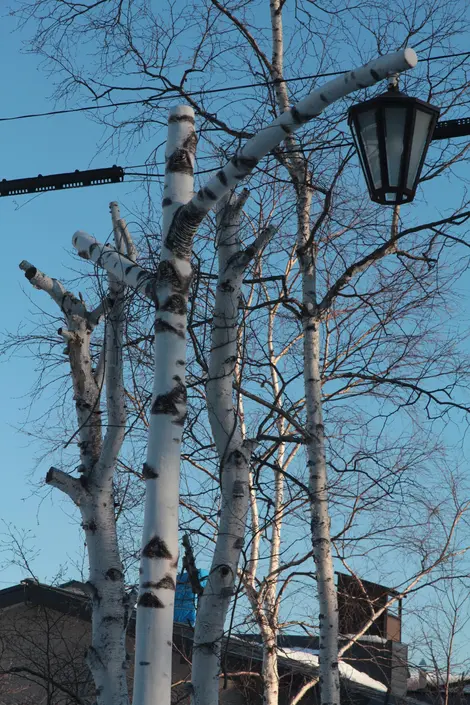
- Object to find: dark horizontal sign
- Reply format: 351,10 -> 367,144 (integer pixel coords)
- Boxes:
0,165 -> 124,197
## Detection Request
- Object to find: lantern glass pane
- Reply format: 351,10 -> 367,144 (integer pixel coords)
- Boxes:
407,110 -> 433,189
384,106 -> 407,187
357,110 -> 381,189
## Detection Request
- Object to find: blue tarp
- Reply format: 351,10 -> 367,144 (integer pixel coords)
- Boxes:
174,569 -> 209,626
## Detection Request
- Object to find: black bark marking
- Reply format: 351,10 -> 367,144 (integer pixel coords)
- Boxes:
231,153 -> 258,173
82,520 -> 97,533
142,536 -> 173,559
23,266 -> 37,281
232,480 -> 245,497
151,380 -> 186,415
228,449 -> 247,466
125,264 -> 137,275
183,132 -> 198,154
216,170 -> 228,186
157,260 -> 192,294
154,318 -> 185,338
105,568 -> 123,581
78,250 -> 90,260
291,107 -> 303,124
164,201 -> 205,260
162,198 -> 173,207
219,280 -> 235,293
161,294 -> 187,315
138,592 -> 164,608
176,359 -> 185,366
320,93 -> 329,104
370,69 -> 380,80
140,661 -> 151,666
157,575 -> 176,590
234,537 -> 244,549
102,614 -> 119,623
168,114 -> 195,124
142,463 -> 159,479
280,122 -> 292,134
166,147 -> 194,176
203,187 -> 217,200
143,575 -> 176,590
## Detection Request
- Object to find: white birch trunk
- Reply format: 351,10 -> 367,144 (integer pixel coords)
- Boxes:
297,181 -> 339,705
132,105 -> 197,705
83,202 -> 129,705
22,201 -> 132,705
268,1 -> 340,698
260,301 -> 285,705
191,193 -> 274,705
190,193 -> 251,705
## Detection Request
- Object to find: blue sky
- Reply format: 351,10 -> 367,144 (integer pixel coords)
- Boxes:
0,13 -> 155,585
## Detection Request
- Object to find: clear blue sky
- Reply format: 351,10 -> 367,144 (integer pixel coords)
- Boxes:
0,13 -> 157,585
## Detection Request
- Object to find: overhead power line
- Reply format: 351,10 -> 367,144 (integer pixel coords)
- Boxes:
5,114 -> 469,198
0,49 -> 469,126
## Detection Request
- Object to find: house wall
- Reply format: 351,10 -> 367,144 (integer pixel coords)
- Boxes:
0,602 -> 249,705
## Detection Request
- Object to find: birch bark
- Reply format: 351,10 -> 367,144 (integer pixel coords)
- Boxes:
132,105 -> 197,705
191,192 -> 274,705
20,201 -> 133,705
268,3 -> 338,701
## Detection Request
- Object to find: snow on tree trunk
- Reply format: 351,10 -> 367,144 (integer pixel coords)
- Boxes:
132,105 -> 197,705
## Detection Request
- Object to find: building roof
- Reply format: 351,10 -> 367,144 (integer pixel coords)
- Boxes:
0,579 -> 411,704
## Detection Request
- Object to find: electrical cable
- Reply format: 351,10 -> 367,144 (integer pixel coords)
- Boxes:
0,49 -> 469,126
122,141 -> 354,172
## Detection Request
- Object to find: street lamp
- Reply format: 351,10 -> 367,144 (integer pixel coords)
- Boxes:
348,85 -> 440,205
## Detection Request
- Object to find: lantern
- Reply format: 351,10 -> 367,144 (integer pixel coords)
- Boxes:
348,86 -> 440,205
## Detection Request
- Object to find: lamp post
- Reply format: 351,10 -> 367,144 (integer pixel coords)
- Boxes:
348,84 -> 440,205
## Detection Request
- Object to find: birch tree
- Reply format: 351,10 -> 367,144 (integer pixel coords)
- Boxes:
190,191 -> 276,704
16,203 -> 136,705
